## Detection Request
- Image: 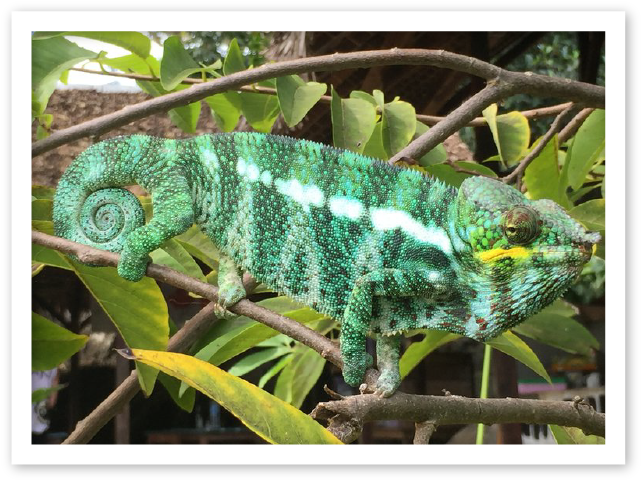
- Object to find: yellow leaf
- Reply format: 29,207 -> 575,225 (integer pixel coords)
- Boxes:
126,349 -> 342,445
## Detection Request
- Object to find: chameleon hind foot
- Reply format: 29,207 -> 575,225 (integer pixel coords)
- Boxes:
373,334 -> 402,397
214,254 -> 246,319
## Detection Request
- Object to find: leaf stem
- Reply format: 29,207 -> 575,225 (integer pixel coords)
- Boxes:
476,343 -> 492,444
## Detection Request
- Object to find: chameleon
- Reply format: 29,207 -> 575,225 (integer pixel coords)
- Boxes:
53,132 -> 601,397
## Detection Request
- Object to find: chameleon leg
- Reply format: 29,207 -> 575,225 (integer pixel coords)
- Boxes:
375,334 -> 402,398
214,254 -> 246,318
118,178 -> 194,281
341,268 -> 447,392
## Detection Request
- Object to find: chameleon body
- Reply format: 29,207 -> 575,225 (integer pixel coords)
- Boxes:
53,133 -> 600,396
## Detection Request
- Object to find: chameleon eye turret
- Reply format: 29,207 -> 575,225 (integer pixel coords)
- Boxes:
54,133 -> 600,397
501,206 -> 541,245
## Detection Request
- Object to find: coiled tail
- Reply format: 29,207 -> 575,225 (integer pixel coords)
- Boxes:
53,137 -> 151,256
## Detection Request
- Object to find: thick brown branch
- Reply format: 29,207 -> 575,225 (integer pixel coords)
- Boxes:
311,392 -> 605,444
71,66 -> 574,127
33,48 -> 604,157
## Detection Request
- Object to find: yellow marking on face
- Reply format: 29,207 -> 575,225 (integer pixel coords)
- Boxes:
477,246 -> 530,263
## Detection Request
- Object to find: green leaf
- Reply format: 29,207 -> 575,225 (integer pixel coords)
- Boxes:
160,36 -> 220,90
205,92 -> 242,132
381,99 -> 416,157
157,371 -> 196,412
569,199 -> 605,231
349,90 -> 378,107
482,104 -> 531,168
32,36 -> 98,115
399,331 -> 460,378
239,92 -> 280,133
150,238 -> 206,282
227,347 -> 291,377
276,75 -> 327,127
32,244 -> 70,271
362,123 -> 387,160
36,31 -> 151,59
549,424 -> 605,444
513,313 -> 599,356
486,331 -> 551,383
259,354 -> 293,388
563,109 -> 605,191
288,347 -> 326,409
65,260 -> 169,395
99,54 -> 160,77
331,87 -> 377,153
32,312 -> 88,371
137,80 -> 201,133
128,349 -> 342,444
223,38 -> 246,76
175,225 -> 220,270
413,122 -> 447,167
424,162 -> 497,188
523,135 -> 567,206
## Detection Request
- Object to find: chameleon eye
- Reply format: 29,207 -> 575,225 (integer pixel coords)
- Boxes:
501,206 -> 540,245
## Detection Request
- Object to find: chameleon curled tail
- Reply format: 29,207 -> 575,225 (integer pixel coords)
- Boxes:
52,136 -> 152,270
53,187 -> 145,256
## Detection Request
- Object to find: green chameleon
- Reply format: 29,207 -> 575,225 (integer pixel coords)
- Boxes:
53,133 -> 600,397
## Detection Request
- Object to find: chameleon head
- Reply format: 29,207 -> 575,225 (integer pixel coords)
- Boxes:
454,176 -> 601,336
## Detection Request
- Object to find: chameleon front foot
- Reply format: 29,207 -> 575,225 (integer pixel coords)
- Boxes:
342,351 -> 374,387
373,369 -> 401,398
213,282 -> 247,319
117,253 -> 151,282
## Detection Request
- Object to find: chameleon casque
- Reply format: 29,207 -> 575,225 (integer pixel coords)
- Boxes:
53,133 -> 601,397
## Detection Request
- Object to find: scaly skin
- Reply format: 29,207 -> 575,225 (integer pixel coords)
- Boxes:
53,133 -> 601,397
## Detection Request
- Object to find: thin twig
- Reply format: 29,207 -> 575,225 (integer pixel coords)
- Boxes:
558,107 -> 597,145
502,103 -> 579,185
33,48 -> 604,157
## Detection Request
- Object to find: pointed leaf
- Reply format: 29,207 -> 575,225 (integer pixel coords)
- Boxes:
99,54 -> 160,76
160,35 -> 218,90
227,347 -> 291,377
239,92 -> 280,133
482,105 -> 531,167
524,135 -> 566,205
127,349 -> 342,444
399,331 -> 460,378
486,331 -> 551,383
137,80 -> 201,133
513,313 -> 599,356
150,238 -> 205,282
32,312 -> 88,371
223,38 -> 246,75
276,75 -> 327,127
362,122 -> 387,160
413,121 -> 447,166
205,92 -> 242,132
331,87 -> 377,153
259,354 -> 294,388
563,109 -> 605,191
549,424 -> 605,444
381,100 -> 416,157
424,162 -> 496,188
569,199 -> 605,232
65,260 -> 169,395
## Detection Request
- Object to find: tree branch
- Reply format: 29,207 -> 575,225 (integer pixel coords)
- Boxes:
311,392 -> 605,444
34,230 -> 606,444
33,48 -> 604,157
32,230 -> 342,368
70,66 -> 574,128
558,107 -> 596,145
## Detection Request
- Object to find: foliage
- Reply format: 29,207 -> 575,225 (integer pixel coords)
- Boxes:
31,32 -> 605,444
